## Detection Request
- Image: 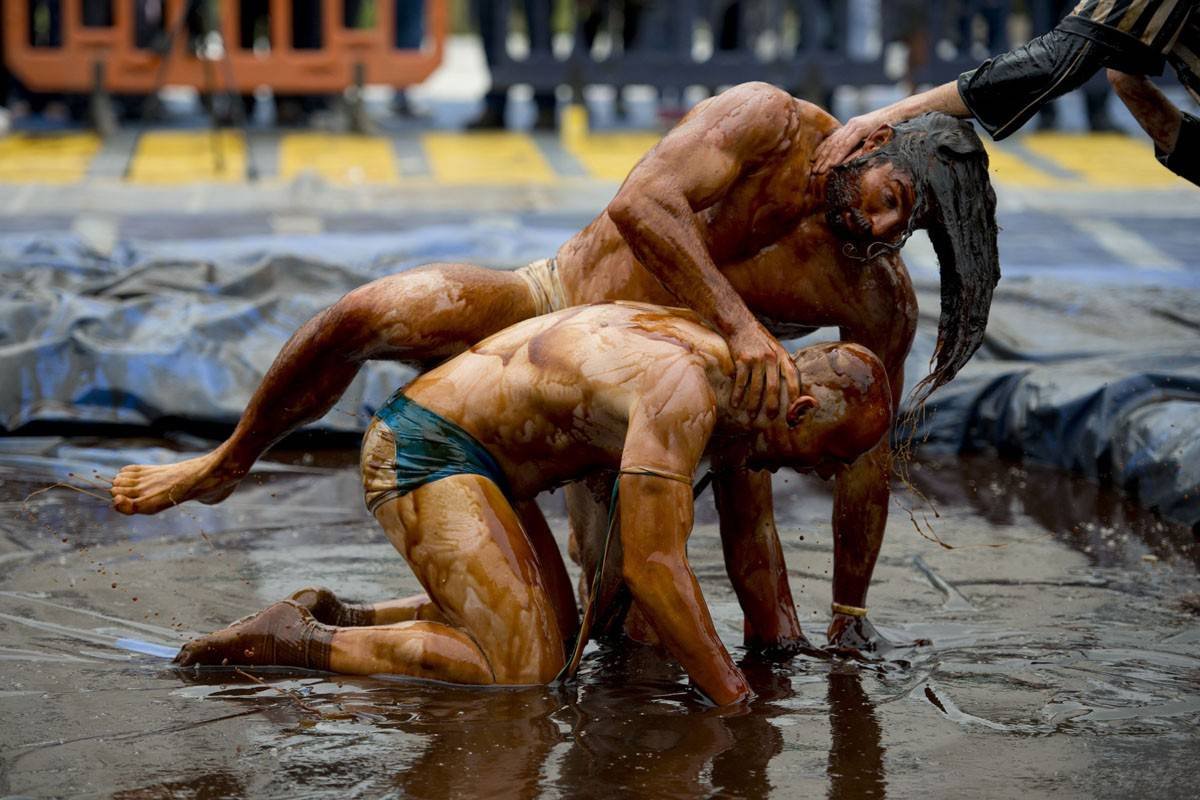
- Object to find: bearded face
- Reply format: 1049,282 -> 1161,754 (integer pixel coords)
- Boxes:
825,159 -> 918,246
825,162 -> 875,241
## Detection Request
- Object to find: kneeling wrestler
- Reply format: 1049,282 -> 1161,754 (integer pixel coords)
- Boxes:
171,302 -> 891,705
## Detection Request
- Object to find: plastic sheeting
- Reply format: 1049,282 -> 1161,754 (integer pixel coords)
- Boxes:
0,227 -> 567,433
904,278 -> 1200,529
1,231 -> 1197,527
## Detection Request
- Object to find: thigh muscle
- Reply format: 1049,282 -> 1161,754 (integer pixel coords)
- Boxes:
374,475 -> 565,683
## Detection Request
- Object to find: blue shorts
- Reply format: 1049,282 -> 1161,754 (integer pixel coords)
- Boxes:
361,391 -> 511,513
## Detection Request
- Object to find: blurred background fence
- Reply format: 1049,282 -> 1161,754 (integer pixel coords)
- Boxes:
0,0 -> 1157,132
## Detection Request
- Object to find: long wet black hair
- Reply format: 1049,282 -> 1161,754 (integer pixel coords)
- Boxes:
841,113 -> 1001,400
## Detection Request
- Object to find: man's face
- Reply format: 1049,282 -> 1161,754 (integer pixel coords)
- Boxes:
825,160 -> 916,245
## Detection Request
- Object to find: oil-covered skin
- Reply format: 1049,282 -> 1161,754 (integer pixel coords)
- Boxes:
111,82 -> 917,652
179,304 -> 892,705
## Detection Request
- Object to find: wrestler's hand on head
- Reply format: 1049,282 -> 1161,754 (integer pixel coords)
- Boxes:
728,322 -> 801,421
812,110 -> 887,174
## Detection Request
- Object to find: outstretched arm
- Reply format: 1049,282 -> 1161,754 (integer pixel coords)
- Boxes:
607,82 -> 802,418
813,25 -> 1118,172
617,359 -> 749,704
812,82 -> 969,173
621,472 -> 750,705
1107,70 -> 1199,187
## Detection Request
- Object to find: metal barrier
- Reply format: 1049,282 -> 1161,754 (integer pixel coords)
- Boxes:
485,1 -> 1097,95
4,0 -> 447,94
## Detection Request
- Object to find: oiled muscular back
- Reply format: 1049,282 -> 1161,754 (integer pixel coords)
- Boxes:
555,86 -> 840,307
403,303 -> 734,494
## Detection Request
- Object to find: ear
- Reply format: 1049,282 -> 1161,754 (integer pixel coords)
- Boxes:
861,125 -> 895,154
786,395 -> 819,428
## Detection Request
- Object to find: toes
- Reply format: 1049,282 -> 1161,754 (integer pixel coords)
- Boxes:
174,638 -> 227,667
174,643 -> 196,665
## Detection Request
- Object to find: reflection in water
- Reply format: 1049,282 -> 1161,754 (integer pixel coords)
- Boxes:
907,454 -> 1198,568
391,686 -> 561,800
170,650 -> 889,798
827,667 -> 886,800
112,770 -> 246,799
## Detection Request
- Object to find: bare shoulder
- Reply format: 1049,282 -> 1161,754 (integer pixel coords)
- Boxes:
702,82 -> 797,118
793,98 -> 840,138
658,82 -> 800,152
602,302 -> 733,370
624,347 -> 719,470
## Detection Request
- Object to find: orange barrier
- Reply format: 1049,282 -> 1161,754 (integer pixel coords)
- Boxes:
3,0 -> 446,94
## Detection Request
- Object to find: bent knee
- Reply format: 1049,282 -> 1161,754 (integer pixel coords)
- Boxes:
486,628 -> 565,685
369,622 -> 497,684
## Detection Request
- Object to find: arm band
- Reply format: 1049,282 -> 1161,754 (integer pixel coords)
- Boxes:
618,466 -> 695,486
831,603 -> 869,618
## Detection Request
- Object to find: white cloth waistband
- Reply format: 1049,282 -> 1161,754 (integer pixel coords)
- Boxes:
515,257 -> 568,317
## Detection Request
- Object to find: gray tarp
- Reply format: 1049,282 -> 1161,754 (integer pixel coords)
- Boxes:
1,232 -> 1197,528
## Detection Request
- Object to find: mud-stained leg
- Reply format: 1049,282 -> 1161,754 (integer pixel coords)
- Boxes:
288,586 -> 448,627
330,474 -> 567,684
177,475 -> 567,685
564,473 -> 632,639
111,264 -> 540,516
514,499 -> 580,641
285,503 -> 575,636
712,467 -> 810,656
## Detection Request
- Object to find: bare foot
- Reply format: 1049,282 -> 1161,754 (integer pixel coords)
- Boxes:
110,449 -> 246,515
174,601 -> 333,669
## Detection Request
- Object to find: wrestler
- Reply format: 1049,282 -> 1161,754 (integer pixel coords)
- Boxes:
170,302 -> 892,706
111,81 -> 1000,654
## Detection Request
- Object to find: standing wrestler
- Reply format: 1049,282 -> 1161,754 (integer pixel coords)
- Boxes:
111,82 -> 1000,655
170,303 -> 893,705
815,0 -> 1200,186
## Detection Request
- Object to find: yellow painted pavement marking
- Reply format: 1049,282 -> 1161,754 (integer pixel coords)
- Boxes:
0,128 -> 1186,190
127,130 -> 247,184
1021,132 -> 1183,188
0,133 -> 101,183
559,106 -> 658,180
982,141 -> 1059,188
279,133 -> 399,184
422,132 -> 554,184
564,131 -> 660,181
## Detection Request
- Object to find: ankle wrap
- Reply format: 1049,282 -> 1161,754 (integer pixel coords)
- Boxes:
333,603 -> 376,628
266,606 -> 333,671
297,618 -> 334,671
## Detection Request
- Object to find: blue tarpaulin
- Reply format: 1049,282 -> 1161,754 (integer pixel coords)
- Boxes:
1,231 -> 1197,528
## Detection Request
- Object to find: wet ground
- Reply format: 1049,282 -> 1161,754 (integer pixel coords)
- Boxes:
1,441 -> 1198,798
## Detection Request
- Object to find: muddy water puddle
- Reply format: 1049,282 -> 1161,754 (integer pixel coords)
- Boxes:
0,441 -> 1197,798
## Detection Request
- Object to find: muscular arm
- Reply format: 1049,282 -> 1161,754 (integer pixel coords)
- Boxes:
617,358 -> 749,705
1107,70 -> 1199,186
712,467 -> 808,656
621,473 -> 749,705
607,83 -> 804,415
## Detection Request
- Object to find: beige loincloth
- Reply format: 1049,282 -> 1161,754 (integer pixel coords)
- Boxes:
514,257 -> 568,317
